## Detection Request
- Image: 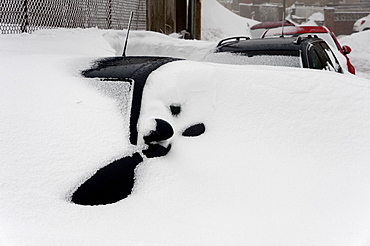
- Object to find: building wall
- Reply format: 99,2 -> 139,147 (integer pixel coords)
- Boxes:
324,3 -> 370,35
240,3 -> 283,21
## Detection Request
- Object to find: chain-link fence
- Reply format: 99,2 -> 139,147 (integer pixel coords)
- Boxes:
0,0 -> 146,34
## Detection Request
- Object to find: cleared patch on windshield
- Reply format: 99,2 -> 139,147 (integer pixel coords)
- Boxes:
204,53 -> 301,68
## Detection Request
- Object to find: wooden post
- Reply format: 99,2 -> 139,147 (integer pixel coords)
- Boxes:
146,0 -> 178,35
195,0 -> 201,39
165,0 -> 176,34
188,0 -> 201,39
146,0 -> 165,33
187,0 -> 193,37
147,0 -> 199,37
176,0 -> 187,33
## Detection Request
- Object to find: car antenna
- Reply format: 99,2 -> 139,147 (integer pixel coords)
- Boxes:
280,11 -> 286,38
122,11 -> 134,57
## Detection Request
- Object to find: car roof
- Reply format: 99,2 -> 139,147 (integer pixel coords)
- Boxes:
216,37 -> 312,53
263,26 -> 330,37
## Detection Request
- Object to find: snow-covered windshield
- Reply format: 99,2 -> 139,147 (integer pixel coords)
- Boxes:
203,52 -> 301,68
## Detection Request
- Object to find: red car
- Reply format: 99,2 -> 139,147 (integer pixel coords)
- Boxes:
261,26 -> 355,74
250,20 -> 295,39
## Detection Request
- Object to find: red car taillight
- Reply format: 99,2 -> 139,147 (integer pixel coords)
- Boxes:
361,20 -> 366,25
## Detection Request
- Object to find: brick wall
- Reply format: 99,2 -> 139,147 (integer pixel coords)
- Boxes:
324,4 -> 370,35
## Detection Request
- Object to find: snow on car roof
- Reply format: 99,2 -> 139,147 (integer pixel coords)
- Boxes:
250,20 -> 295,30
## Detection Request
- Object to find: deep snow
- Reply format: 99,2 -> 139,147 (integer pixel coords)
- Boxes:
201,0 -> 259,40
339,31 -> 370,80
1,0 -> 370,245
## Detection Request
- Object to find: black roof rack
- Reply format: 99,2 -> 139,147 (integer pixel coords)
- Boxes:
214,36 -> 313,53
293,36 -> 302,44
217,36 -> 250,47
307,34 -> 319,39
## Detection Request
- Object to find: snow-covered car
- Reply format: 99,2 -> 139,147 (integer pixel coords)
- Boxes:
3,27 -> 370,245
204,36 -> 343,73
71,36 -> 341,205
74,56 -> 183,205
260,26 -> 356,74
353,14 -> 370,32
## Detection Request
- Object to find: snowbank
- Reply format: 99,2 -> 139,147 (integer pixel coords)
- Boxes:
103,30 -> 216,60
300,12 -> 324,26
339,31 -> 370,80
138,60 -> 370,245
201,0 -> 259,41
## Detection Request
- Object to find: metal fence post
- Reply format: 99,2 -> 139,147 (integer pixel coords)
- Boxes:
21,0 -> 29,33
108,0 -> 112,29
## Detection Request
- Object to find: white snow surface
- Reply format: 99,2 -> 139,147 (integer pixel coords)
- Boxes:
103,29 -> 216,60
339,31 -> 370,80
1,1 -> 370,245
201,0 -> 259,41
300,12 -> 324,26
308,12 -> 325,21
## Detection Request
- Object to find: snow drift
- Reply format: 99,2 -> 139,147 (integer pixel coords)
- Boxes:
201,0 -> 259,41
339,30 -> 370,80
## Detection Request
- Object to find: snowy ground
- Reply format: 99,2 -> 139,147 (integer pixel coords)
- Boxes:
1,0 -> 370,245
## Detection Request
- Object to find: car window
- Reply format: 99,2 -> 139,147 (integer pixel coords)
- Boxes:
314,42 -> 333,68
204,51 -> 301,68
308,42 -> 342,73
309,49 -> 324,69
319,42 -> 343,73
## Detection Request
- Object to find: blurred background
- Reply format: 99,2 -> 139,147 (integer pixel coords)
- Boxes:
217,0 -> 370,35
1,0 -> 369,37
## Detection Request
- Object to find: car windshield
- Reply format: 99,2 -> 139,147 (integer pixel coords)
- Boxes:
204,51 -> 301,68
